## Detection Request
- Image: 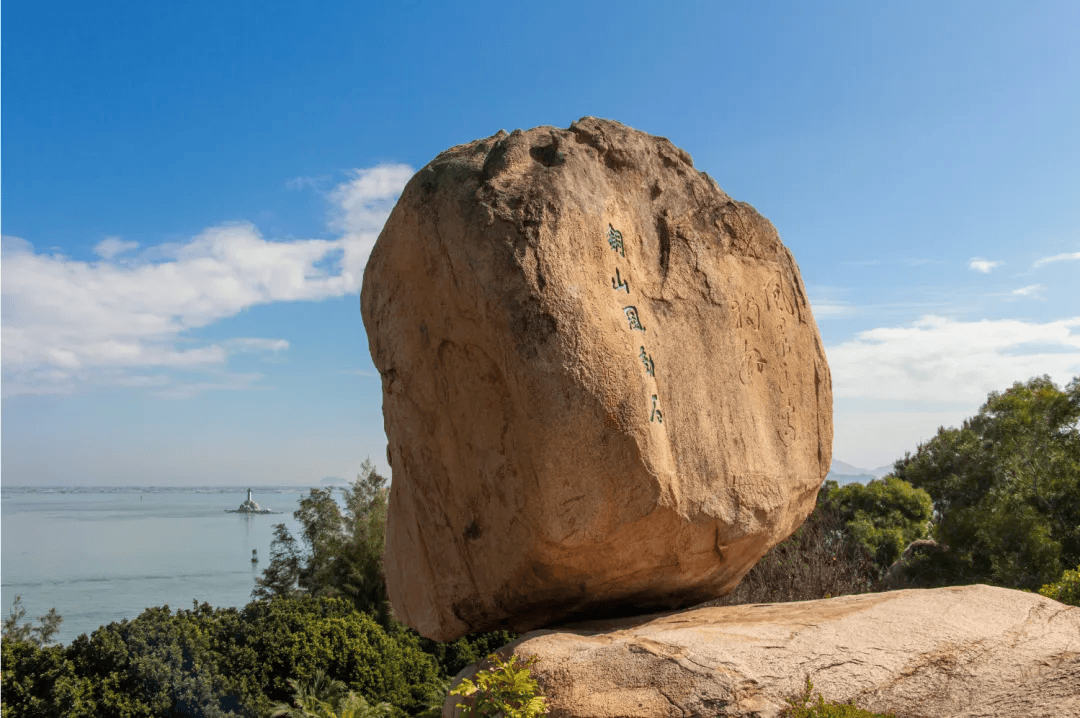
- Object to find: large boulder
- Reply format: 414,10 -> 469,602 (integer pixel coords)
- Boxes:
361,117 -> 832,641
445,585 -> 1080,718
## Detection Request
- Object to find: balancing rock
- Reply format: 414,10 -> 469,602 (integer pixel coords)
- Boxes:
361,117 -> 832,641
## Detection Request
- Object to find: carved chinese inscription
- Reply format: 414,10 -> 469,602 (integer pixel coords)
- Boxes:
639,346 -> 655,377
739,341 -> 766,386
763,273 -> 795,316
623,306 -> 646,332
730,296 -> 761,332
611,268 -> 629,293
778,398 -> 797,447
607,225 -> 625,257
603,224 -> 664,426
650,394 -> 663,424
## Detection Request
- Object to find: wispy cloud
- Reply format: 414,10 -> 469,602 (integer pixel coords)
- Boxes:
827,315 -> 1080,467
828,315 -> 1080,403
968,257 -> 1002,273
94,236 -> 139,260
152,373 -> 270,399
1009,284 -> 1044,298
1,163 -> 414,397
329,165 -> 414,236
224,338 -> 290,352
809,301 -> 855,319
285,174 -> 332,191
1033,251 -> 1080,267
342,368 -> 380,378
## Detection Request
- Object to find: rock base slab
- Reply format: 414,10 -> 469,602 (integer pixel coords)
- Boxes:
445,585 -> 1080,718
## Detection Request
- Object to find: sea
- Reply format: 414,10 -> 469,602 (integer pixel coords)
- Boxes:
0,485 -> 312,645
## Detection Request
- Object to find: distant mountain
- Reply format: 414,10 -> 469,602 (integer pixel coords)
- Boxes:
871,464 -> 894,479
824,459 -> 899,486
830,459 -> 872,477
319,476 -> 349,486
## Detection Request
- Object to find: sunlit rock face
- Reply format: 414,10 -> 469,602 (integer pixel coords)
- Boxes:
444,586 -> 1080,718
362,117 -> 832,641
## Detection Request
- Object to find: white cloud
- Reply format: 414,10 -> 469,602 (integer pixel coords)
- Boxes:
2,234 -> 34,256
1034,251 -> 1080,267
225,338 -> 290,352
827,315 -> 1080,467
94,236 -> 139,260
1,164 -> 413,397
342,368 -> 380,378
152,373 -> 269,399
327,163 -> 415,291
809,301 -> 855,319
968,257 -> 1002,273
1010,284 -> 1044,298
285,174 -> 331,191
828,315 -> 1080,402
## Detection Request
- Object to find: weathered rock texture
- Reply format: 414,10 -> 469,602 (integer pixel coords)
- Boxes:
361,117 -> 832,641
445,586 -> 1080,718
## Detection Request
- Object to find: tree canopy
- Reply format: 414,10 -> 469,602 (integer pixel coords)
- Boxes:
892,375 -> 1080,589
2,597 -> 443,718
821,477 -> 934,573
254,460 -> 391,625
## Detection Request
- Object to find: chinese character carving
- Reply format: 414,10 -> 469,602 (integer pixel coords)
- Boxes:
623,306 -> 646,332
730,295 -> 761,331
739,342 -> 767,385
611,268 -> 629,293
639,346 -> 655,376
778,399 -> 797,447
764,273 -> 795,315
607,224 -> 625,257
650,394 -> 664,423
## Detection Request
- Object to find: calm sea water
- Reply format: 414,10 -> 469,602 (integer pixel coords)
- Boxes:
1,485 -> 311,645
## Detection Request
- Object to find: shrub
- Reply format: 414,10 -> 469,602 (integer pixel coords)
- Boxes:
780,676 -> 899,718
704,483 -> 884,607
1037,564 -> 1080,607
417,629 -> 517,680
449,653 -> 547,718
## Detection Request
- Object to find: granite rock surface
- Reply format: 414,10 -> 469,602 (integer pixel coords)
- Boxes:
362,117 -> 832,640
445,585 -> 1080,718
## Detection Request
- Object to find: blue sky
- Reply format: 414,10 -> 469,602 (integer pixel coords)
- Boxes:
3,0 -> 1078,485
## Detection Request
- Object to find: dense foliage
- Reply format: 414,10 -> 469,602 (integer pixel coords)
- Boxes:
892,376 -> 1080,590
2,597 -> 442,718
821,477 -> 934,573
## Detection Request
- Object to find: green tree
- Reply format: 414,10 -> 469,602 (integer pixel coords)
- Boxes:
3,595 -> 63,647
235,596 -> 441,716
253,523 -> 303,600
268,669 -> 394,718
822,477 -> 934,573
893,375 -> 1080,590
417,630 -> 518,682
3,596 -> 445,718
254,461 -> 391,624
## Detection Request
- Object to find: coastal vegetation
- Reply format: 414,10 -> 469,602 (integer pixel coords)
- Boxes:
3,376 -> 1077,718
